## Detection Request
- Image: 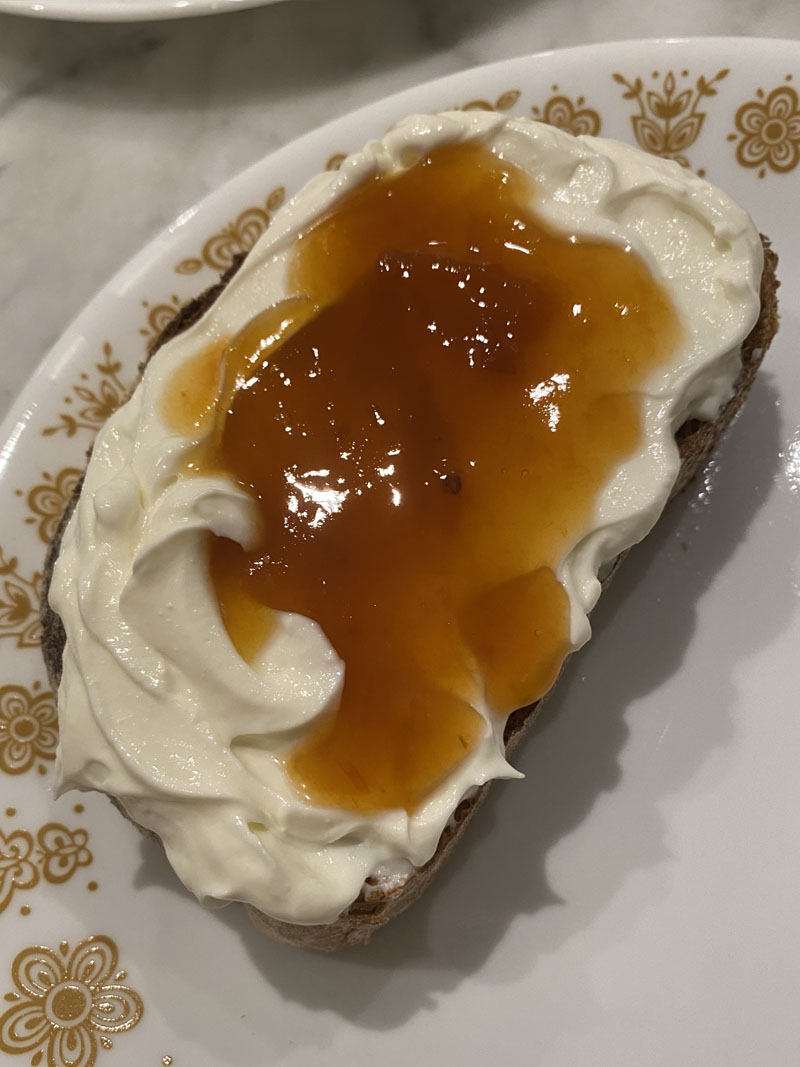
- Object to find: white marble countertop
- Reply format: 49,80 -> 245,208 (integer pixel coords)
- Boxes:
1,0 -> 800,420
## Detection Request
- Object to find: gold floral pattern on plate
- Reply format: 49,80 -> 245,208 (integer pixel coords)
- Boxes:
460,89 -> 521,112
0,821 -> 92,915
325,151 -> 347,172
0,684 -> 57,777
15,469 -> 81,547
613,67 -> 728,172
728,77 -> 800,177
175,186 -> 286,276
530,85 -> 601,136
0,551 -> 42,650
42,344 -> 131,439
138,294 -> 183,351
0,935 -> 143,1067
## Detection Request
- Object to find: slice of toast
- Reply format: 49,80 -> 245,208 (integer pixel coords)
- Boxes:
40,238 -> 779,952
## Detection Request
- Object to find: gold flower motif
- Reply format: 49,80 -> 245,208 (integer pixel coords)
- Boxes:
19,469 -> 81,546
613,68 -> 728,171
37,825 -> 93,885
325,151 -> 347,172
0,819 -> 93,914
0,685 -> 57,775
0,829 -> 38,915
730,83 -> 800,177
0,551 -> 42,649
138,294 -> 183,349
0,936 -> 143,1067
531,87 -> 601,137
42,344 -> 131,439
460,89 -> 521,112
175,186 -> 286,275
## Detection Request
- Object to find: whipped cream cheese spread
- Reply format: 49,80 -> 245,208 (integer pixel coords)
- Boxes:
49,112 -> 762,925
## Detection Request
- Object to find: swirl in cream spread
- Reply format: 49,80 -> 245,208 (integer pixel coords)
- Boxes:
49,112 -> 762,925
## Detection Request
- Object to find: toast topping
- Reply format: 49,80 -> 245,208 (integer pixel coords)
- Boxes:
50,113 -> 763,924
169,141 -> 680,813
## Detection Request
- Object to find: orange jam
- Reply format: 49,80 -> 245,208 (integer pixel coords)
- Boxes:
163,140 -> 681,814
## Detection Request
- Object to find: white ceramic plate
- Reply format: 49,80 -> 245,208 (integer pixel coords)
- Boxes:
1,38 -> 798,1067
0,0 -> 284,23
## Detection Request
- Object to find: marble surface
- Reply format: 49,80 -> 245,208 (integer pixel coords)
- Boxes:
1,0 -> 800,419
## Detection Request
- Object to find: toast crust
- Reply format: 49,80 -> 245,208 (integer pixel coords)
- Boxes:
40,240 -> 779,952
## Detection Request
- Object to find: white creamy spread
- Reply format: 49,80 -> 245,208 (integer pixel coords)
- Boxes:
49,112 -> 763,925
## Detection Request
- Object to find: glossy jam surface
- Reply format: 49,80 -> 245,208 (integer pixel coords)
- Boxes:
167,141 -> 680,814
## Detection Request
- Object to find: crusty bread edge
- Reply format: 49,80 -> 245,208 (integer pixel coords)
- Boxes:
40,240 -> 779,952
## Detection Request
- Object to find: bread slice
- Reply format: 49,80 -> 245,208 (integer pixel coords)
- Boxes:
41,239 -> 779,952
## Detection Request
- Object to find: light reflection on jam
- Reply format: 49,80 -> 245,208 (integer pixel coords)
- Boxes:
167,140 -> 681,814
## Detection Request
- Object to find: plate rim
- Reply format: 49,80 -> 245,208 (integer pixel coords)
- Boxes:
0,0 -> 283,23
